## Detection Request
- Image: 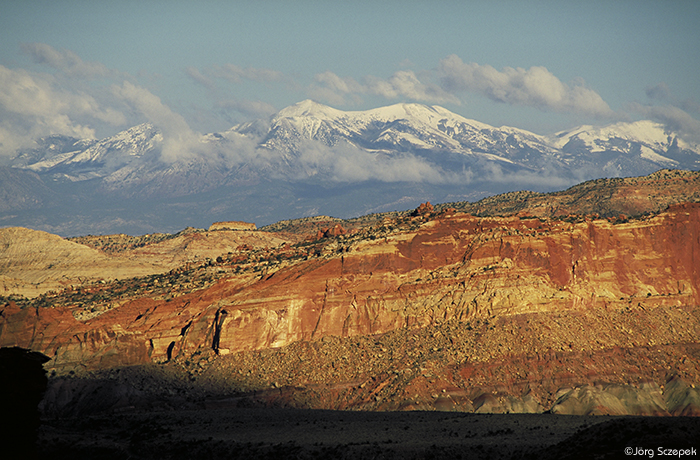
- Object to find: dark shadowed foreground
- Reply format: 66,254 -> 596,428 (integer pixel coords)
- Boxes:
38,408 -> 699,460
0,347 -> 50,460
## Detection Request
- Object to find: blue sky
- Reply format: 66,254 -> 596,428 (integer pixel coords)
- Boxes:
1,0 -> 698,157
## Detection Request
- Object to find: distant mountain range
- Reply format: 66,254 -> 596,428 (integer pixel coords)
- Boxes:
2,100 -> 699,236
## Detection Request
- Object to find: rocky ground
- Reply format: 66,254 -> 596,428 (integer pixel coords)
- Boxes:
444,168 -> 700,220
38,408 -> 700,460
3,170 -> 700,459
38,304 -> 700,420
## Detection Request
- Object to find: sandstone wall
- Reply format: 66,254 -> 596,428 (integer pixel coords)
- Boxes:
201,204 -> 700,357
1,204 -> 699,374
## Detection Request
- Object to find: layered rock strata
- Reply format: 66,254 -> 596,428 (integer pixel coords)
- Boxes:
1,201 -> 700,415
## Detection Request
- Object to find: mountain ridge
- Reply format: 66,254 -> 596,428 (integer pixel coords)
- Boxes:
13,100 -> 699,177
2,100 -> 699,236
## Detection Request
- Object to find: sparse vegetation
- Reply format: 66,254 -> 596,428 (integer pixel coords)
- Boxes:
2,169 -> 700,423
68,227 -> 204,254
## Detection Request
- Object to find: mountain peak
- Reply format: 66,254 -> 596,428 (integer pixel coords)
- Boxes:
271,100 -> 497,134
274,100 -> 450,123
275,99 -> 344,119
362,102 -> 440,120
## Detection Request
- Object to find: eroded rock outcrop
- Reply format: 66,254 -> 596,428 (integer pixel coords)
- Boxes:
208,221 -> 257,231
195,203 -> 700,358
1,200 -> 700,416
3,204 -> 700,366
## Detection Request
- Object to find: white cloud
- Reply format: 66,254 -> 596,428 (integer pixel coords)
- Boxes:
271,138 -> 581,189
630,103 -> 700,145
380,70 -> 459,105
111,81 -> 190,134
0,65 -> 126,157
309,59 -> 606,113
290,140 -> 453,183
109,83 -> 273,164
111,81 -> 202,162
309,70 -> 459,106
475,161 -> 576,190
21,42 -> 114,79
363,75 -> 397,99
308,72 -> 364,105
438,55 -> 613,117
185,66 -> 216,90
314,71 -> 364,95
1,44 -> 280,162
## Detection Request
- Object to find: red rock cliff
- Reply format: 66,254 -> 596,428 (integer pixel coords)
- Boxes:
2,203 -> 699,373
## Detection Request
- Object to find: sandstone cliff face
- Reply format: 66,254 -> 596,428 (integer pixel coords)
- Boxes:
4,204 -> 700,359
193,203 -> 700,357
1,201 -> 700,415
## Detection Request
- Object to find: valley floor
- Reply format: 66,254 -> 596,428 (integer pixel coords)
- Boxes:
38,408 -> 700,460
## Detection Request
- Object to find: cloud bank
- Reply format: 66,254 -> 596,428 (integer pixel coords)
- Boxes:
212,64 -> 284,84
111,81 -> 205,162
309,70 -> 460,106
289,140 -> 454,183
4,42 -> 699,174
0,44 -> 224,163
21,42 -> 114,79
437,55 -> 613,117
268,139 -> 578,189
0,65 -> 125,156
182,52 -> 621,128
631,103 -> 700,145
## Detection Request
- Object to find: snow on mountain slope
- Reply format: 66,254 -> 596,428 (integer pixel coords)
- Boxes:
275,98 -> 347,119
22,123 -> 163,179
25,150 -> 83,172
545,119 -> 700,171
639,145 -> 678,166
242,100 -> 559,168
65,123 -> 162,164
549,120 -> 686,152
9,100 -> 700,191
4,99 -> 700,236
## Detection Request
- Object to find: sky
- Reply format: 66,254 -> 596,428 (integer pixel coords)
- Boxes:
0,0 -> 699,159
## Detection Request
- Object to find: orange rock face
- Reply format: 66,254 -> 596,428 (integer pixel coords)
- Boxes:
2,203 -> 699,375
229,204 -> 697,352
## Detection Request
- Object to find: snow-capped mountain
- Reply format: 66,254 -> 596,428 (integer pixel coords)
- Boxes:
548,120 -> 696,167
227,99 -> 698,179
233,99 -> 560,163
16,123 -> 162,182
3,100 -> 700,235
12,99 -> 700,186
